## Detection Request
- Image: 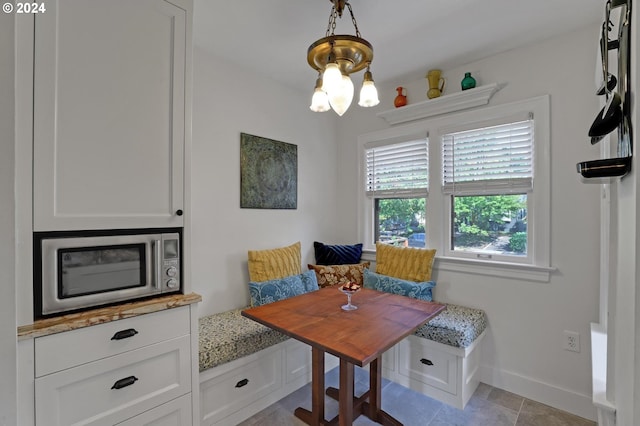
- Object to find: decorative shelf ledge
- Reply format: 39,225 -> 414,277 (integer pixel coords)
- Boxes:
377,83 -> 501,125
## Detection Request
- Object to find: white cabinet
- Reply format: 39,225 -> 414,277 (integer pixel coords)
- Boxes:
32,0 -> 191,231
34,307 -> 195,426
116,394 -> 193,426
382,332 -> 485,410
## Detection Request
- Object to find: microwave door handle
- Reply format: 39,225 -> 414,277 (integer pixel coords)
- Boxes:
154,240 -> 161,289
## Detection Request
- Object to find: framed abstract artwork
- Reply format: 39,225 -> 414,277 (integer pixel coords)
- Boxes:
240,133 -> 298,209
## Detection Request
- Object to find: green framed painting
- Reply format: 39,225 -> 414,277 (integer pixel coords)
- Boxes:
240,133 -> 298,209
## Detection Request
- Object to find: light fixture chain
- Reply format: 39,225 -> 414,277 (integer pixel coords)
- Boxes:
346,2 -> 362,38
325,5 -> 338,37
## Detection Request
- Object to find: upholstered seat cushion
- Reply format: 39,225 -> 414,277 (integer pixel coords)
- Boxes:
199,308 -> 288,372
414,303 -> 487,348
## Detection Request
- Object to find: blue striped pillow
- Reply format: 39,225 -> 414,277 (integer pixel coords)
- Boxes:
314,241 -> 363,265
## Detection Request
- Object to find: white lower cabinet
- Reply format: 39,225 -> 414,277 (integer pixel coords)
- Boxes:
383,332 -> 485,409
199,340 -> 339,426
398,336 -> 457,394
200,346 -> 282,426
116,394 -> 192,426
34,307 -> 195,426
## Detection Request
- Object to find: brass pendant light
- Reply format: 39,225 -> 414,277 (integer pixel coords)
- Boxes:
308,0 -> 379,116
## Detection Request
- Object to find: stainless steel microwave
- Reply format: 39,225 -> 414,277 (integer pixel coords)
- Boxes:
34,229 -> 182,318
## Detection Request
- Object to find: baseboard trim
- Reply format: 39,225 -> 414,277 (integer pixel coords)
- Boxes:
479,365 -> 597,421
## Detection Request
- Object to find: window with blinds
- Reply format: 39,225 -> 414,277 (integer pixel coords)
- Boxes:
365,138 -> 429,198
442,119 -> 534,195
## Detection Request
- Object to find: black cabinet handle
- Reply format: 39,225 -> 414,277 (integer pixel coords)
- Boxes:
420,358 -> 434,366
176,209 -> 183,216
235,378 -> 249,388
111,328 -> 138,340
111,376 -> 138,390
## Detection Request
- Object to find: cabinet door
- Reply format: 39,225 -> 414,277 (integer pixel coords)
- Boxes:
33,0 -> 187,231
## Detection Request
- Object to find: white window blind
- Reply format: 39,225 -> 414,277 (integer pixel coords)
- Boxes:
365,138 -> 428,197
442,119 -> 534,195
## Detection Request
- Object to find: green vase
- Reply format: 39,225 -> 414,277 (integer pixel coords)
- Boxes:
461,72 -> 476,91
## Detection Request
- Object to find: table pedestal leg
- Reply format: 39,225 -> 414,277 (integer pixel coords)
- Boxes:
326,356 -> 402,426
294,347 -> 326,425
338,359 -> 354,425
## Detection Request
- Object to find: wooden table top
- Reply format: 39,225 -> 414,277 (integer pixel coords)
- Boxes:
242,287 -> 446,366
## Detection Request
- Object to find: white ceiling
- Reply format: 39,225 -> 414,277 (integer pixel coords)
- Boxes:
193,0 -> 603,93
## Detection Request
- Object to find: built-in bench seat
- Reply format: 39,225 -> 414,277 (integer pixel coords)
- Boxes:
414,303 -> 487,348
198,302 -> 487,425
198,308 -> 288,372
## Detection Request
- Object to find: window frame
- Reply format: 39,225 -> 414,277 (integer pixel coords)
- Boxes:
357,95 -> 552,281
359,130 -> 429,249
439,115 -> 535,264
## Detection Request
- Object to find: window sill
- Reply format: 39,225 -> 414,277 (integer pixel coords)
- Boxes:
362,250 -> 555,282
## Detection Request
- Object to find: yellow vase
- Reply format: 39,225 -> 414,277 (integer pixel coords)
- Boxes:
426,69 -> 446,99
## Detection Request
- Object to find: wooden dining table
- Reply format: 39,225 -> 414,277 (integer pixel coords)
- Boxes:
242,286 -> 446,426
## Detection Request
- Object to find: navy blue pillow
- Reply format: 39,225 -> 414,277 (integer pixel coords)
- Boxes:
314,241 -> 363,265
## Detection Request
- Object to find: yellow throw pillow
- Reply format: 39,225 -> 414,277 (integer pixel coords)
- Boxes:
307,262 -> 370,288
375,242 -> 436,282
248,242 -> 302,282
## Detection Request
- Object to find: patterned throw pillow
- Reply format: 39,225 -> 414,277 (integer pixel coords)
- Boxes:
313,241 -> 363,265
247,242 -> 301,282
363,268 -> 435,302
375,242 -> 436,282
248,270 -> 319,307
307,262 -> 370,288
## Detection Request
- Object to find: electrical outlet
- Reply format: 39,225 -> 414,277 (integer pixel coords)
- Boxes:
563,330 -> 580,352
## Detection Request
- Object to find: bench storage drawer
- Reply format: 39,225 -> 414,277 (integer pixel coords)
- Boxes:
399,335 -> 457,394
200,346 -> 282,425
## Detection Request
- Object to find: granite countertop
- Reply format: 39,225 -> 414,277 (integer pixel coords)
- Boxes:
17,292 -> 202,340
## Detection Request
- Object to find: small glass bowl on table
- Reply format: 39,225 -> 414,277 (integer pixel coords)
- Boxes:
338,282 -> 361,311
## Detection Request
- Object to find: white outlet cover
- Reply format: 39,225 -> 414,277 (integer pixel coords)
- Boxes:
563,330 -> 580,352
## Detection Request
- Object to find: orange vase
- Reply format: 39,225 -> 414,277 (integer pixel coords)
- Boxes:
394,87 -> 407,108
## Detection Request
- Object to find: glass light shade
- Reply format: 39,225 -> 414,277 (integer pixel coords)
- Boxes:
310,88 -> 330,112
328,74 -> 354,116
322,63 -> 342,95
358,80 -> 379,107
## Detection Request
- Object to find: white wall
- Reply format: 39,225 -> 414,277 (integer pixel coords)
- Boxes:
335,26 -> 602,420
0,11 -> 17,426
190,47 -> 342,316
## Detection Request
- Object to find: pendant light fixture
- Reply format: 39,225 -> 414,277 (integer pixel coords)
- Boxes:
308,0 -> 379,116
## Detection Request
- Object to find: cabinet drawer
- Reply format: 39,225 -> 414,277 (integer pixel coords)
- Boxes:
200,348 -> 282,425
35,335 -> 191,426
115,394 -> 192,426
36,307 -> 190,377
398,337 -> 457,394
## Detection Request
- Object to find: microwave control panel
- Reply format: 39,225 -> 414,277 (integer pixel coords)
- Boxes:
162,235 -> 180,291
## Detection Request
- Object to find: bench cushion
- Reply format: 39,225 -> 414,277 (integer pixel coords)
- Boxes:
199,308 -> 288,372
414,303 -> 487,348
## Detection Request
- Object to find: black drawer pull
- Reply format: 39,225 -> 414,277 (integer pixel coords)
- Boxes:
235,378 -> 249,388
420,358 -> 434,366
111,376 -> 138,390
111,328 -> 138,340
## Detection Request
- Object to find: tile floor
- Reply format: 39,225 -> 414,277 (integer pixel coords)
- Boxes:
239,367 -> 596,426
